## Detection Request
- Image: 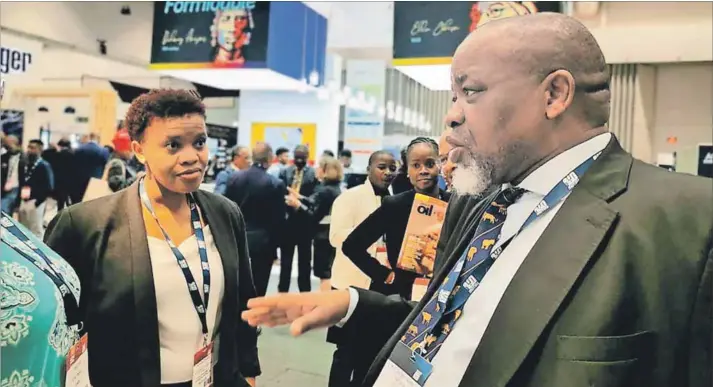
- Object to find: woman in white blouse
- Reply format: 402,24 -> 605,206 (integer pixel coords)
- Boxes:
44,89 -> 260,387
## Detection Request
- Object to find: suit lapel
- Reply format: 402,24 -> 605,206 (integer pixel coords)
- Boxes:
457,137 -> 632,387
124,181 -> 161,387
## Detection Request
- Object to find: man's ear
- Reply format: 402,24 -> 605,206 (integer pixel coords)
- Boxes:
543,69 -> 575,120
131,140 -> 145,164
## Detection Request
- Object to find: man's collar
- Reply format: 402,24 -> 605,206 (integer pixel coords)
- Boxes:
505,132 -> 612,196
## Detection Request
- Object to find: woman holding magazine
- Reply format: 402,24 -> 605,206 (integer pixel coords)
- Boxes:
342,137 -> 451,300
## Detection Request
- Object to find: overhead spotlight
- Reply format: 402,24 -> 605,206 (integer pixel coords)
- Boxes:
121,5 -> 131,15
308,70 -> 320,87
97,39 -> 107,55
64,106 -> 76,114
394,105 -> 404,123
38,106 -> 49,112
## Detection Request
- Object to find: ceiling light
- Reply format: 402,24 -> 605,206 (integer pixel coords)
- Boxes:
308,70 -> 320,87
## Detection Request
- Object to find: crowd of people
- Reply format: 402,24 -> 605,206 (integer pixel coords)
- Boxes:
2,12 -> 712,387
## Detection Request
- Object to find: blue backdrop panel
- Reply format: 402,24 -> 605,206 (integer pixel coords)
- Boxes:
267,2 -> 327,86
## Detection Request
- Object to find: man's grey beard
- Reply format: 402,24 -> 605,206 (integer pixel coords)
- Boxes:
450,152 -> 495,197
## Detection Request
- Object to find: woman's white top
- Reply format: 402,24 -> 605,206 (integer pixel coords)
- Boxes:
147,225 -> 225,383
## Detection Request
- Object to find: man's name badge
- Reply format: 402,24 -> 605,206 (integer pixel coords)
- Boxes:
20,186 -> 31,200
411,277 -> 430,302
373,341 -> 433,387
65,334 -> 91,387
192,341 -> 214,387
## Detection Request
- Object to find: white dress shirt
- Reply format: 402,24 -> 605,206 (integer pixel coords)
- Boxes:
330,179 -> 392,290
147,225 -> 225,383
360,132 -> 612,386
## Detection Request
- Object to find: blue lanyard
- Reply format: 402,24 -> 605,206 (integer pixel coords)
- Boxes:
432,152 -> 601,319
0,213 -> 81,326
138,178 -> 211,341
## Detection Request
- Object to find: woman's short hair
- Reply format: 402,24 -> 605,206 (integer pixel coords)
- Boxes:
124,89 -> 206,141
319,156 -> 344,183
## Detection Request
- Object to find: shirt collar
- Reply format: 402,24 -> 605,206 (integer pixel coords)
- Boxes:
503,132 -> 612,196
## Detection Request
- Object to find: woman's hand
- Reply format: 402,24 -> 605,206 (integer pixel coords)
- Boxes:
245,377 -> 256,387
242,290 -> 352,336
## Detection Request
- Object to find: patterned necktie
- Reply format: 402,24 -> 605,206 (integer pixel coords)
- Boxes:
291,168 -> 304,191
400,187 -> 525,362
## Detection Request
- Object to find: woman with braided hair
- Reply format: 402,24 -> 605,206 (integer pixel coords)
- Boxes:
343,137 -> 451,299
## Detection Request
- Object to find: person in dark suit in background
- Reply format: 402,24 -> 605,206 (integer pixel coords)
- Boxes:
242,13 -> 713,387
47,139 -> 75,210
45,89 -> 260,387
343,137 -> 451,300
72,132 -> 109,203
224,142 -> 286,297
16,139 -> 54,236
278,144 -> 319,292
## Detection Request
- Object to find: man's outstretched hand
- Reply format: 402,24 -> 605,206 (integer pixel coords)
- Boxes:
241,290 -> 352,336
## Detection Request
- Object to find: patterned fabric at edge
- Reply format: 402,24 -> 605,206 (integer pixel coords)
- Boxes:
0,212 -> 80,387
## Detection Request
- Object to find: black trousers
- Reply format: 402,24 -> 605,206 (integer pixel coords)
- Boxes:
313,226 -> 335,280
247,230 -> 275,297
278,236 -> 313,292
327,325 -> 373,386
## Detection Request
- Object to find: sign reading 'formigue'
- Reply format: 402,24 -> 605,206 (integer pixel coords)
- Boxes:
150,1 -> 270,69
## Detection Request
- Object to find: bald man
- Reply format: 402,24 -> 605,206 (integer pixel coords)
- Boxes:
242,13 -> 713,387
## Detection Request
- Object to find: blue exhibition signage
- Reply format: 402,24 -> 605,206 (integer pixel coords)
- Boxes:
150,1 -> 327,86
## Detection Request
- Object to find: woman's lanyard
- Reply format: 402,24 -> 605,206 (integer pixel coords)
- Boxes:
0,214 -> 81,326
138,177 -> 211,344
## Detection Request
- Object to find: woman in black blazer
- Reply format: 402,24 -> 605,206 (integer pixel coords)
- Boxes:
286,156 -> 343,292
342,137 -> 451,300
44,89 -> 260,387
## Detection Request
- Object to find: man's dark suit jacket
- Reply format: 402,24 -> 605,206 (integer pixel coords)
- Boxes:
279,165 -> 318,231
279,164 -> 318,200
343,189 -> 451,298
224,164 -> 286,251
344,137 -> 713,387
44,182 -> 260,387
17,157 -> 54,207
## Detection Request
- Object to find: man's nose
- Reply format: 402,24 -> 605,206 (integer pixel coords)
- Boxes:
443,102 -> 465,129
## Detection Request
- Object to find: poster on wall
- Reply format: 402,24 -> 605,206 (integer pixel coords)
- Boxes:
344,60 -> 387,172
1,110 -> 24,144
393,1 -> 562,63
150,1 -> 271,69
250,122 -> 317,162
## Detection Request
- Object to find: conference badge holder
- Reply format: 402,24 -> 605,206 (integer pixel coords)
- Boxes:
374,341 -> 433,387
20,186 -> 31,200
192,339 -> 214,387
65,334 -> 90,387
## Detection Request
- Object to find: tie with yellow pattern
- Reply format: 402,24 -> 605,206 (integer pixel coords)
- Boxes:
400,187 -> 525,361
